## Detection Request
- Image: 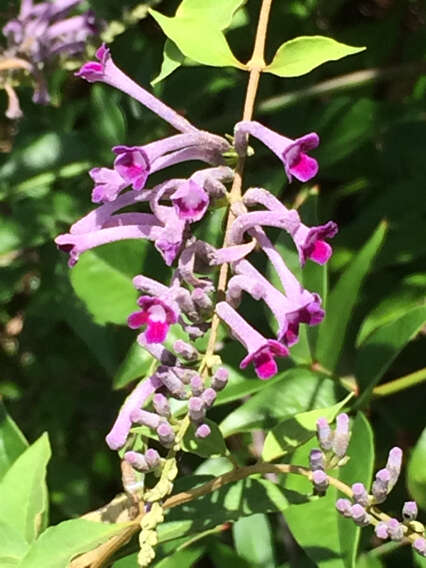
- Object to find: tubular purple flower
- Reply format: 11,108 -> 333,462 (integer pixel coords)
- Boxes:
234,121 -> 320,183
211,241 -> 257,266
375,522 -> 389,540
332,413 -> 350,458
124,451 -> 149,472
156,366 -> 187,399
130,408 -> 161,430
372,468 -> 391,504
309,449 -> 325,471
153,394 -> 170,418
156,422 -> 175,447
316,417 -> 334,451
336,498 -> 352,517
402,501 -> 418,521
76,44 -> 199,133
188,396 -> 206,423
413,538 -> 426,557
137,333 -> 177,367
216,301 -> 288,380
196,424 -> 211,439
212,367 -> 229,391
171,180 -> 209,223
350,504 -> 370,527
352,483 -> 369,507
386,519 -> 404,541
312,470 -> 329,494
202,388 -> 217,408
89,167 -> 127,203
128,296 -> 179,344
229,210 -> 301,247
191,287 -> 213,315
386,447 -> 403,490
105,374 -> 161,450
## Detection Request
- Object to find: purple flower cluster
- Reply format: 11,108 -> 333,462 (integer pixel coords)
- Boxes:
1,0 -> 98,117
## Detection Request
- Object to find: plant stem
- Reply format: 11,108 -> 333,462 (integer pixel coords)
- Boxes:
0,57 -> 32,72
372,367 -> 426,397
204,0 -> 274,367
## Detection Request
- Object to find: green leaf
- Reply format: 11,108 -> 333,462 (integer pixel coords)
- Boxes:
150,9 -> 244,69
233,514 -> 275,568
18,519 -> 129,568
355,305 -> 426,405
152,0 -> 245,84
91,85 -> 126,145
316,221 -> 387,372
0,401 -> 28,480
0,522 -> 30,566
283,413 -> 374,568
182,420 -> 228,458
262,393 -> 353,461
0,433 -> 50,543
220,369 -> 338,437
155,546 -> 205,568
407,427 -> 426,509
70,240 -> 149,325
208,542 -> 252,568
113,342 -> 155,389
265,36 -> 365,78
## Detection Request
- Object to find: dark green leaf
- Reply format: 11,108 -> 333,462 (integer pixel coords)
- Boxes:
0,401 -> 28,480
182,420 -> 228,458
233,514 -> 275,568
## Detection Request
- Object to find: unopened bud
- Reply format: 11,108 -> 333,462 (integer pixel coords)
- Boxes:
312,470 -> 329,495
153,393 -> 170,417
352,482 -> 369,507
195,423 -> 211,438
192,288 -> 213,314
372,468 -> 390,503
188,396 -> 205,423
402,501 -> 418,521
375,522 -> 389,540
124,451 -> 149,472
351,504 -> 370,527
413,538 -> 426,558
336,498 -> 352,517
309,449 -> 325,471
212,367 -> 229,391
190,375 -> 204,396
202,388 -> 217,408
386,447 -> 402,490
387,518 -> 404,541
158,368 -> 186,399
145,448 -> 161,469
130,409 -> 161,430
332,413 -> 350,458
316,417 -> 333,451
173,339 -> 199,361
156,422 -> 175,447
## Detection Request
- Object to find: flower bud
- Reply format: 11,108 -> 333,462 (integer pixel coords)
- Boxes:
309,449 -> 325,471
312,470 -> 329,495
386,447 -> 402,490
402,501 -> 418,521
124,451 -> 149,472
202,388 -> 217,408
195,423 -> 211,438
158,368 -> 186,399
352,482 -> 369,507
332,413 -> 350,458
190,375 -> 204,396
413,538 -> 426,558
375,522 -> 389,540
192,288 -> 213,314
336,498 -> 352,517
173,339 -> 199,361
130,409 -> 161,430
145,448 -> 161,469
188,396 -> 206,423
371,468 -> 390,503
152,393 -> 170,417
156,422 -> 175,447
350,504 -> 370,527
211,367 -> 229,391
316,417 -> 333,451
387,518 -> 404,541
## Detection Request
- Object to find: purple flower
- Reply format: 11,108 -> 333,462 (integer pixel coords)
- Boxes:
332,413 -> 350,458
89,167 -> 127,203
128,297 -> 179,344
235,121 -> 320,183
336,498 -> 352,517
171,180 -> 209,222
316,417 -> 334,451
216,301 -> 288,379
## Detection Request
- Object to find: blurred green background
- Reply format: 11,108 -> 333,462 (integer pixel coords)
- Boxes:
0,1 -> 425,566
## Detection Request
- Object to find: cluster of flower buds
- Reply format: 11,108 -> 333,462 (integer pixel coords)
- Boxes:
335,446 -> 425,558
105,335 -> 229,473
1,0 -> 98,118
308,413 -> 351,495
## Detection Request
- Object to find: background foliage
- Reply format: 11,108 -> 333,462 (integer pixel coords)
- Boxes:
0,0 -> 425,566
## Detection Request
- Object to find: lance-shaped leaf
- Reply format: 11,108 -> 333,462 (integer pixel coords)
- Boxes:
316,221 -> 387,373
265,36 -> 365,78
0,401 -> 28,480
150,9 -> 244,71
152,0 -> 245,84
355,305 -> 426,407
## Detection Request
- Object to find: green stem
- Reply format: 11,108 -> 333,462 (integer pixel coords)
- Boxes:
372,368 -> 426,397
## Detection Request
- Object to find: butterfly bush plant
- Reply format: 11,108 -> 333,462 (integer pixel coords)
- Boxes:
1,1 -> 425,567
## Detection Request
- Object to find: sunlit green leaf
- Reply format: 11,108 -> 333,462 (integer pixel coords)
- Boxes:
182,420 -> 228,458
0,401 -> 28,480
233,514 -> 275,568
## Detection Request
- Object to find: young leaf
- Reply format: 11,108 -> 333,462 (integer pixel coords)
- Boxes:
283,413 -> 374,568
152,39 -> 185,86
220,369 -> 337,437
265,36 -> 365,78
0,433 -> 50,544
0,401 -> 28,480
18,519 -> 129,568
355,305 -> 426,406
182,420 -> 228,458
316,221 -> 387,373
262,393 -> 353,462
149,10 -> 244,70
233,514 -> 275,568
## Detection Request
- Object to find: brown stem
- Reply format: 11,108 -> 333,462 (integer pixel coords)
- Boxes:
204,0 -> 274,365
